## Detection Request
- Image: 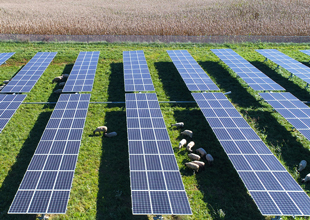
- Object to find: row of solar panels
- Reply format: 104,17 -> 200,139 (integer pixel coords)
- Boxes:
123,49 -> 310,92
0,51 -> 99,93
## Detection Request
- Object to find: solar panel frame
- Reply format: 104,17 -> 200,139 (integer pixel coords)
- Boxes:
123,51 -> 155,92
211,49 -> 285,91
8,94 -> 90,214
126,93 -> 192,215
0,52 -> 15,66
0,52 -> 57,93
62,51 -> 100,92
167,50 -> 219,91
192,92 -> 310,216
256,49 -> 310,85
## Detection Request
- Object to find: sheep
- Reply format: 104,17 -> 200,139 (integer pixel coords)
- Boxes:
192,160 -> 205,168
58,82 -> 66,87
181,129 -> 193,138
52,76 -> 64,83
54,89 -> 62,94
188,153 -> 201,161
196,148 -> 207,157
302,173 -> 310,183
178,139 -> 187,149
298,160 -> 307,172
105,132 -> 117,137
206,154 -> 214,165
3,80 -> 9,84
62,74 -> 69,78
186,141 -> 195,152
93,126 -> 107,135
171,122 -> 184,128
185,162 -> 199,172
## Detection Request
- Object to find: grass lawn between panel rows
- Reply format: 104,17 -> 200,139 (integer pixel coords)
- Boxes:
1,41 -> 310,220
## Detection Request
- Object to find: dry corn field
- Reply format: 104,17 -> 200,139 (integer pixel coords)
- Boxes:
0,0 -> 310,36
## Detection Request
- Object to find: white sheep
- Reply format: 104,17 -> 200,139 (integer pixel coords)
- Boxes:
62,74 -> 69,78
298,160 -> 307,172
54,89 -> 62,94
58,82 -> 66,87
206,154 -> 214,165
181,130 -> 193,138
186,141 -> 195,152
178,139 -> 187,149
3,80 -> 9,84
196,148 -> 207,157
171,122 -> 184,128
105,132 -> 117,137
93,126 -> 107,135
192,160 -> 205,168
185,162 -> 199,172
52,76 -> 64,83
302,173 -> 310,183
188,153 -> 201,161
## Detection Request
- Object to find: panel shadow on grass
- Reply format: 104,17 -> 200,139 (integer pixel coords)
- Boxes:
173,109 -> 264,220
0,110 -> 52,220
108,62 -> 125,102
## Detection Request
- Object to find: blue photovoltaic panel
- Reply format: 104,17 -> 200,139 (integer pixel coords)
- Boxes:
0,52 -> 15,66
300,50 -> 310,58
256,49 -> 310,85
1,52 -> 57,93
211,49 -> 284,91
9,94 -> 90,214
126,93 -> 191,215
123,51 -> 155,92
0,94 -> 26,133
260,92 -> 310,142
62,51 -> 100,92
192,92 -> 310,216
167,50 -> 219,91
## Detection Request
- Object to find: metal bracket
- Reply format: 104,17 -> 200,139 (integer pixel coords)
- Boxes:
305,83 -> 309,89
289,73 -> 293,79
153,215 -> 164,220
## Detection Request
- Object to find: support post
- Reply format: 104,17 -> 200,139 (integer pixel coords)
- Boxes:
305,83 -> 309,89
271,216 -> 282,220
153,215 -> 164,220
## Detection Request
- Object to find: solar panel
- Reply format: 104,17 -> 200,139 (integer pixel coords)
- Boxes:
0,94 -> 26,133
9,94 -> 90,214
259,92 -> 310,141
300,50 -> 310,57
0,52 -> 57,93
167,50 -> 219,91
192,92 -> 310,216
211,49 -> 285,91
62,51 -> 100,92
123,51 -> 155,92
0,52 -> 15,66
126,93 -> 192,215
256,49 -> 310,85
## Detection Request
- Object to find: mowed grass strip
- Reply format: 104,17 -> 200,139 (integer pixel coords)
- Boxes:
0,42 -> 310,220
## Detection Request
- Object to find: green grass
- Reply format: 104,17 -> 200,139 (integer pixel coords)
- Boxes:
1,41 -> 310,220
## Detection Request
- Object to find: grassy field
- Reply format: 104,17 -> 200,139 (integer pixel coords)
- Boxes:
0,0 -> 310,36
0,41 -> 310,220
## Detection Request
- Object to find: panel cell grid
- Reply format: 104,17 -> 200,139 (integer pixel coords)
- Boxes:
192,92 -> 310,216
9,94 -> 90,214
167,50 -> 219,91
211,49 -> 284,91
1,52 -> 57,93
0,94 -> 26,133
260,92 -> 310,142
126,93 -> 191,215
256,49 -> 310,85
62,51 -> 100,92
123,50 -> 155,92
0,52 -> 15,66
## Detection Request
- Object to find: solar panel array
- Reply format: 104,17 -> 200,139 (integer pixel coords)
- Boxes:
123,51 -> 155,92
211,49 -> 285,91
167,50 -> 219,91
256,49 -> 310,85
62,51 -> 100,92
0,94 -> 26,133
125,93 -> 192,215
260,92 -> 310,141
0,52 -> 57,93
0,52 -> 15,66
9,94 -> 90,214
192,92 -> 310,216
300,50 -> 310,58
